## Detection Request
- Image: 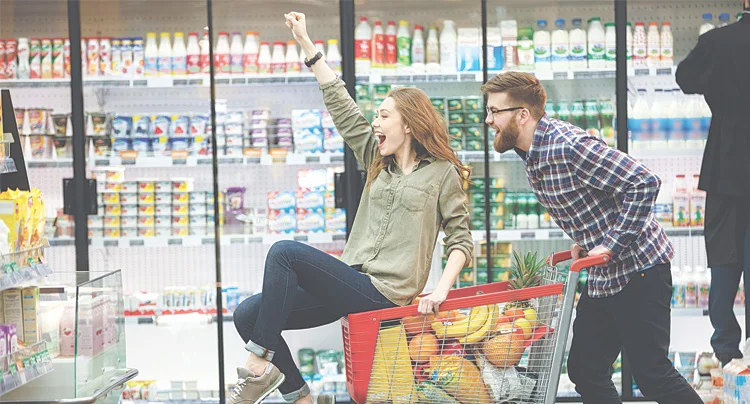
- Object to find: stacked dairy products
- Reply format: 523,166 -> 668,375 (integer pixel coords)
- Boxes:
628,88 -> 710,150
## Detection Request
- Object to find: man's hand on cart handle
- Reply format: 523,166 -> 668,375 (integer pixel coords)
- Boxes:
417,289 -> 448,316
571,243 -> 612,261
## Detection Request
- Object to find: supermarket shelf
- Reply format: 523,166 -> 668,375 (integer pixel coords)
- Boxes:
0,340 -> 54,396
122,394 -> 351,403
672,307 -> 744,317
629,148 -> 705,158
124,307 -> 226,318
458,150 -> 521,163
88,232 -> 346,249
0,239 -> 53,293
0,74 -> 323,89
466,227 -> 703,242
91,152 -> 344,167
0,157 -> 18,174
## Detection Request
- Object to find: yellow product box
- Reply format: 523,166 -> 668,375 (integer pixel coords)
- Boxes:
172,193 -> 190,204
29,189 -> 45,247
138,192 -> 155,205
367,324 -> 418,403
103,216 -> 121,228
101,191 -> 120,205
138,205 -> 155,216
104,228 -> 121,238
0,190 -> 35,251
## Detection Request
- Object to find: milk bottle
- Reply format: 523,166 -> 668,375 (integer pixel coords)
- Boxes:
600,98 -> 616,147
587,17 -> 605,69
243,32 -> 259,75
697,266 -> 710,309
144,33 -> 159,76
271,41 -> 286,74
650,89 -> 668,149
110,38 -> 121,77
500,20 -> 518,70
230,32 -> 244,75
660,22 -> 673,67
327,40 -> 342,74
158,32 -> 172,76
517,27 -> 535,71
604,22 -> 616,69
440,20 -> 458,73
187,32 -> 201,75
385,21 -> 397,70
699,13 -> 715,36
685,96 -> 704,149
200,29 -> 210,73
172,32 -> 187,75
17,38 -> 29,79
699,98 -> 711,147
718,13 -> 731,28
551,19 -> 569,71
569,18 -> 587,70
426,26 -> 440,73
684,266 -> 698,308
258,41 -> 271,74
646,22 -> 661,68
667,88 -> 686,149
671,266 -> 686,308
630,89 -> 650,150
215,32 -> 231,75
355,17 -> 372,75
673,174 -> 690,227
633,22 -> 647,68
626,22 -> 633,69
411,25 -> 425,73
285,40 -> 300,74
132,37 -> 144,76
534,20 -> 551,71
396,20 -> 411,72
372,20 -> 385,70
690,174 -> 706,227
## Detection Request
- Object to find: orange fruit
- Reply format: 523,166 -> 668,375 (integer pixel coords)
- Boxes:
409,333 -> 439,363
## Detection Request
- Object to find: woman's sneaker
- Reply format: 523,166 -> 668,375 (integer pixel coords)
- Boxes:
227,364 -> 286,404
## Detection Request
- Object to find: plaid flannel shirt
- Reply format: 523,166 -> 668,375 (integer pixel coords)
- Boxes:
521,115 -> 674,298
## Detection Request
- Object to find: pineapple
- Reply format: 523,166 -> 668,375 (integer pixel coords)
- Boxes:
503,250 -> 546,314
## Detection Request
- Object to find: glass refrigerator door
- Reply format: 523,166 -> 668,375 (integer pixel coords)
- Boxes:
485,0 -> 618,399
626,0 -> 738,399
211,1 -> 347,400
77,0 -> 220,400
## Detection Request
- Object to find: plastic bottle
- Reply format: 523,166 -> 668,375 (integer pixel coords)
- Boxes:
396,20 -> 411,72
697,266 -> 710,309
157,32 -> 172,76
685,96 -> 704,149
551,19 -> 569,71
684,266 -> 698,308
690,174 -> 706,227
172,32 -> 187,75
650,89 -> 667,149
700,97 -> 712,147
667,88 -> 686,149
200,28 -> 210,73
144,32 -> 159,76
355,17 -> 372,75
556,100 -> 571,123
385,21 -> 397,70
17,38 -> 30,79
533,20 -> 551,71
327,39 -> 342,74
671,266 -> 686,308
571,100 -> 586,129
718,13 -> 731,28
587,17 -> 605,69
584,100 -> 601,138
654,179 -> 673,227
604,22 -> 616,69
630,89 -> 650,150
286,40 -> 300,74
80,38 -> 87,77
257,41 -> 271,74
271,41 -> 286,74
738,13 -> 744,22
230,32 -> 243,75
646,22 -> 661,68
673,174 -> 690,227
699,13 -> 715,36
440,20 -> 458,73
411,24 -> 425,73
372,20 -> 385,70
215,32 -> 231,75
110,38 -> 121,77
86,38 -> 98,77
242,32 -> 259,75
40,38 -> 53,78
632,22 -> 648,68
569,18 -> 587,70
660,22 -> 673,67
600,98 -> 616,147
426,26 -> 440,73
517,27 -> 535,71
626,22 -> 633,69
187,32 -> 201,75
132,37 -> 144,76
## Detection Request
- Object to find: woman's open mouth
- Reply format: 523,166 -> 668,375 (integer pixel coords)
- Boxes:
377,134 -> 386,146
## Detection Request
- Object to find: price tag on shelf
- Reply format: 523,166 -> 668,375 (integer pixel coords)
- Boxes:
243,148 -> 263,158
171,150 -> 189,160
307,233 -> 333,244
368,74 -> 382,84
319,154 -> 331,165
520,231 -> 536,240
535,71 -> 554,81
120,150 -> 138,162
146,77 -> 174,88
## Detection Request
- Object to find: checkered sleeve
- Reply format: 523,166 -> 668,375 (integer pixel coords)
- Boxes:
567,136 -> 662,255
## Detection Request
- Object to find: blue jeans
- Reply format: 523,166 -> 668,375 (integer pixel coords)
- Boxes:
709,212 -> 750,364
233,241 -> 396,402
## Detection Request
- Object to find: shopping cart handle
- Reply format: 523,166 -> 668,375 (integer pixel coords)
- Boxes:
548,251 -> 610,272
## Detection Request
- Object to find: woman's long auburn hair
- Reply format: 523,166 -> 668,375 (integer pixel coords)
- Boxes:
366,87 -> 471,189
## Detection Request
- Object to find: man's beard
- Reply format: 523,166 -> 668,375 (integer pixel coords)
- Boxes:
493,120 -> 520,153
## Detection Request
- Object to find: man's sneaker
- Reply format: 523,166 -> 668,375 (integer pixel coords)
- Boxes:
227,365 -> 286,404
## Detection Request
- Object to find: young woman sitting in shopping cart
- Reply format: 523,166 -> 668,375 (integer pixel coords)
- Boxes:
227,12 -> 474,404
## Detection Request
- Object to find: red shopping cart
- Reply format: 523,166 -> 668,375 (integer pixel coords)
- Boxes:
341,251 -> 608,404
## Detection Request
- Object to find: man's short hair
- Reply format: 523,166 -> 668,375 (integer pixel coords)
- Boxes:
481,71 -> 548,120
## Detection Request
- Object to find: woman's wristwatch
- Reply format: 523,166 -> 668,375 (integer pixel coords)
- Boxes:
304,51 -> 324,68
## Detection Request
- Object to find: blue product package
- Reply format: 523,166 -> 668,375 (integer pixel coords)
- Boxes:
267,191 -> 296,210
268,208 -> 297,234
132,115 -> 152,137
323,128 -> 344,152
296,188 -> 325,210
111,138 -> 131,152
171,114 -> 190,137
111,115 -> 133,137
291,109 -> 322,130
170,137 -> 190,151
190,114 -> 209,137
152,115 -> 171,137
297,208 -> 325,233
131,137 -> 151,153
325,209 -> 346,233
293,128 -> 324,153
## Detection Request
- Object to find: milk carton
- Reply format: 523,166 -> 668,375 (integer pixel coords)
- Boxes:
500,20 -> 518,70
517,27 -> 535,71
487,27 -> 504,71
457,28 -> 481,72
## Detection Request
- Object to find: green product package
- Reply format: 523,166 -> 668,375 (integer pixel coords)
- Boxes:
463,97 -> 483,111
448,112 -> 464,125
447,97 -> 464,111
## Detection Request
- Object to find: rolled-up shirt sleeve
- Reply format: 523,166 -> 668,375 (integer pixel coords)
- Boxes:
438,166 -> 474,267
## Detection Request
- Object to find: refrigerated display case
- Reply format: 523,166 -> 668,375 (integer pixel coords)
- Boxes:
1,0 -> 735,401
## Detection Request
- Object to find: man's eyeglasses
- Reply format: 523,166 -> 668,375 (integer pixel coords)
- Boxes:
486,106 -> 525,117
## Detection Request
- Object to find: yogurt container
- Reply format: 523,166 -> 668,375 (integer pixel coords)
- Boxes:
172,178 -> 194,192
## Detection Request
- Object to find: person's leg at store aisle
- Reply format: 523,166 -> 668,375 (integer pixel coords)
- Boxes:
241,240 -> 395,402
706,193 -> 748,365
233,290 -> 341,402
608,264 -> 702,404
566,282 -> 623,403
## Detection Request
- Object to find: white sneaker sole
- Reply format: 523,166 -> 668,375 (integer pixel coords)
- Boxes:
254,373 -> 286,404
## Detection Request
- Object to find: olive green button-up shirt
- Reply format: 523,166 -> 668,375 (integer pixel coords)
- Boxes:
321,78 -> 474,306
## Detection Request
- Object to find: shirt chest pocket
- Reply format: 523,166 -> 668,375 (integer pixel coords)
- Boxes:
401,184 -> 433,212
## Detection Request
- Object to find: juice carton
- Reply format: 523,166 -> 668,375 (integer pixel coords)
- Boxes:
457,28 -> 482,72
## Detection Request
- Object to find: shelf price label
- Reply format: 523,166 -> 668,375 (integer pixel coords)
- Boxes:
119,150 -> 138,165
170,150 -> 189,160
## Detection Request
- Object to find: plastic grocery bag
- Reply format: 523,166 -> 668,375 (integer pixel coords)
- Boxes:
478,354 -> 537,402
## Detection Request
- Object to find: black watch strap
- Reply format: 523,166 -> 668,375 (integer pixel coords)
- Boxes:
304,51 -> 324,68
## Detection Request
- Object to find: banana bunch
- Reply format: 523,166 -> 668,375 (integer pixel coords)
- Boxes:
431,304 -> 497,341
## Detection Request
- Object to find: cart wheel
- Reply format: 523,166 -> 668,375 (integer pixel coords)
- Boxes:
316,394 -> 335,404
